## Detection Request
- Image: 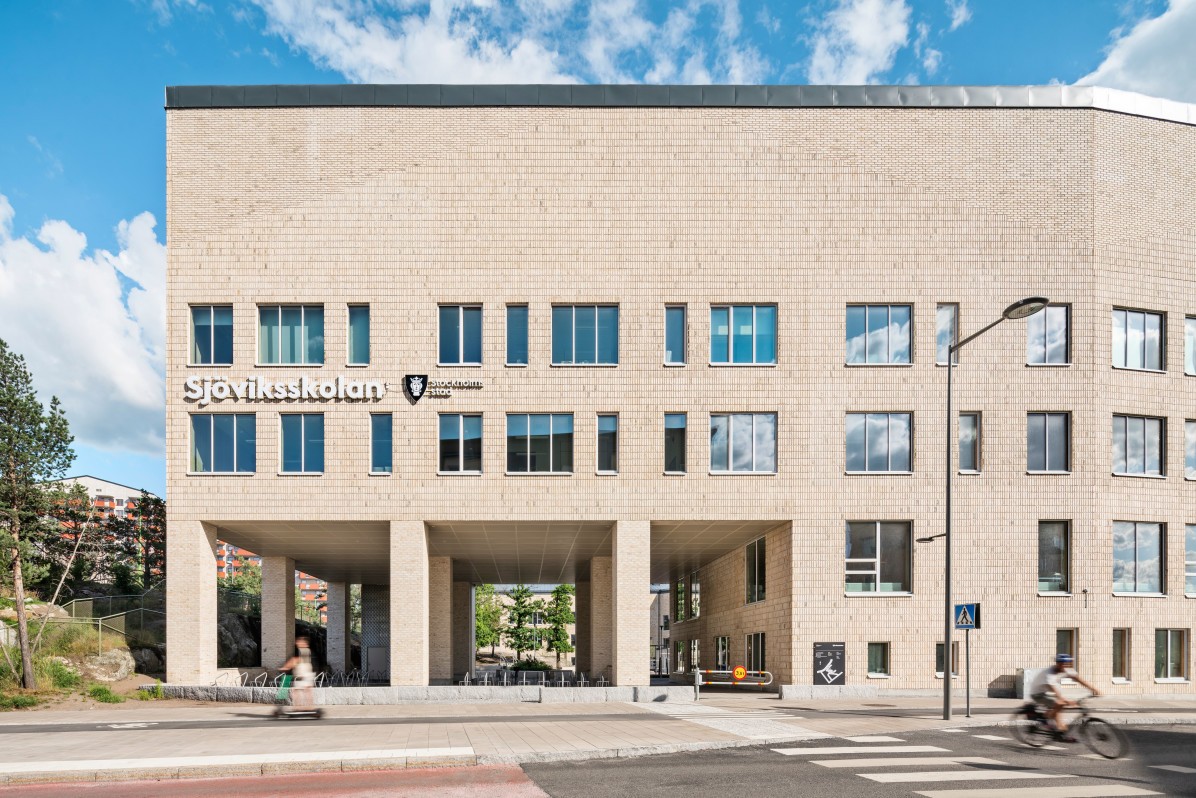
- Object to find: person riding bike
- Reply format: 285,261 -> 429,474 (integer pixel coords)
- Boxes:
1028,654 -> 1100,742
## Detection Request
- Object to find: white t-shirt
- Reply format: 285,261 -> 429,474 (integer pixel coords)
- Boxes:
1030,666 -> 1077,696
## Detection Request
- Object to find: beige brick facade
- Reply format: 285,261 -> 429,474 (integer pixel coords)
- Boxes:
166,87 -> 1195,693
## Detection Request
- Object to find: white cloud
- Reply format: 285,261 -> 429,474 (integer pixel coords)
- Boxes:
913,21 -> 940,75
26,136 -> 63,179
0,194 -> 165,456
946,0 -> 970,31
1077,0 -> 1196,102
808,0 -> 912,84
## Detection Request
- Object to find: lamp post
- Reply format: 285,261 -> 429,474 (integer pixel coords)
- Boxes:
938,296 -> 1048,721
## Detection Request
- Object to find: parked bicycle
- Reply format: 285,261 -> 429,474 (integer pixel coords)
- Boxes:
1009,696 -> 1128,759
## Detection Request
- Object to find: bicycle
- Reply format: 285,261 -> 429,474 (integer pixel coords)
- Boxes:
1009,696 -> 1127,759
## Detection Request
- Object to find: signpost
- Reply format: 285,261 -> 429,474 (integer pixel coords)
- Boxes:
813,642 -> 846,686
954,603 -> 980,718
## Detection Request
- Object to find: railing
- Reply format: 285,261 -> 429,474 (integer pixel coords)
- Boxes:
693,669 -> 773,699
60,583 -> 165,620
30,609 -> 166,657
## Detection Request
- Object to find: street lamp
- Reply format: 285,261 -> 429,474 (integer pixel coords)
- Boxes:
938,296 -> 1048,720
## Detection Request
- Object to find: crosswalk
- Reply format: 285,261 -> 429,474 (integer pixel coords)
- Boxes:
769,733 -> 1162,797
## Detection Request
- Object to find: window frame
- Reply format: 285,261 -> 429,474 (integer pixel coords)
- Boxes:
1056,628 -> 1077,669
1026,303 -> 1070,366
709,412 -> 778,474
710,304 -> 778,366
665,305 -> 687,366
596,414 -> 618,474
1027,412 -> 1071,473
1113,520 -> 1166,595
1155,629 -> 1189,682
745,537 -> 766,604
347,304 -> 370,366
439,413 -> 483,475
715,636 -> 729,671
1112,628 -> 1131,682
1185,524 -> 1196,597
1037,520 -> 1071,595
505,413 -> 573,474
746,632 -> 766,672
936,303 -> 958,366
279,412 -> 324,474
551,304 -> 619,366
664,413 -> 687,474
1112,307 -> 1165,372
369,412 -> 392,475
1112,414 -> 1166,477
845,303 -> 913,366
1185,421 -> 1196,480
506,304 -> 529,367
675,578 -> 686,623
936,641 -> 960,678
257,304 -> 325,366
438,304 -> 484,366
845,412 -> 913,474
189,413 -> 256,474
189,304 -> 234,366
1186,316 -> 1196,377
959,412 -> 981,473
689,570 -> 700,618
867,642 -> 891,677
845,521 -> 913,595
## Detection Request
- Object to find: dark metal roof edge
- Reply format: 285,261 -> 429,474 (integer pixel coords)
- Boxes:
163,84 -> 1196,126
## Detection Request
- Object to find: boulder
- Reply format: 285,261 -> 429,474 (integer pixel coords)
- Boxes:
132,647 -> 163,675
82,649 -> 136,682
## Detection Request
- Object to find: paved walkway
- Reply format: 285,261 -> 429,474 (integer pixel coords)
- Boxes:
0,694 -> 1191,785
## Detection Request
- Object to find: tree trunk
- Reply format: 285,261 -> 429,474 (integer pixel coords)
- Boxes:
10,517 -> 36,690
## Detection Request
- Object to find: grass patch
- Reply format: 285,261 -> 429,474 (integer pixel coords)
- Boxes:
136,683 -> 165,701
87,684 -> 124,704
39,659 -> 80,690
0,693 -> 38,710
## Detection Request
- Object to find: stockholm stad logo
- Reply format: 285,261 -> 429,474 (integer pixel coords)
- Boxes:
404,375 -> 427,402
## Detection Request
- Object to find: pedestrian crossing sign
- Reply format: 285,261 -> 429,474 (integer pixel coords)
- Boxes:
954,603 -> 980,629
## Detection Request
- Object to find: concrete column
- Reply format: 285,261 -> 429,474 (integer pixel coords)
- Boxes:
261,556 -> 296,669
574,575 -> 591,674
325,581 -> 351,672
429,556 -> 453,684
589,556 -> 613,680
612,519 -> 651,686
452,581 -> 473,678
389,520 -> 429,685
165,519 -> 218,684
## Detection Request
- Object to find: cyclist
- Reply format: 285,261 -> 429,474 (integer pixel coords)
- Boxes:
1029,654 -> 1100,741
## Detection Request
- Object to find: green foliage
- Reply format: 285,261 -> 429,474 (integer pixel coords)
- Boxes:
510,657 -> 550,671
105,492 -> 166,593
542,584 -> 576,667
87,684 -> 123,703
503,584 -> 543,660
136,683 -> 165,701
40,659 -> 80,690
225,563 -> 262,595
0,693 -> 38,710
474,584 -> 504,655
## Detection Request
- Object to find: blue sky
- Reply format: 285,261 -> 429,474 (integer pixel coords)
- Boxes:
0,0 -> 1193,499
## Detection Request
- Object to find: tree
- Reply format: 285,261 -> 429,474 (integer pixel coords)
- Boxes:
225,562 -> 262,595
474,583 -> 504,657
543,584 -> 576,668
106,492 -> 166,593
503,584 -> 542,661
0,339 -> 74,689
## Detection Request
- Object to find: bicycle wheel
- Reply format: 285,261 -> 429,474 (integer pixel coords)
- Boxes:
1009,711 -> 1047,747
1077,718 -> 1127,759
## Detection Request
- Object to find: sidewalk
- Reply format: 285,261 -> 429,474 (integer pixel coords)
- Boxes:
0,694 -> 1192,785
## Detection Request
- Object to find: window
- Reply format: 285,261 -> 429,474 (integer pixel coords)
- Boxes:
675,639 -> 686,674
665,305 -> 686,364
746,632 -> 765,672
690,571 -> 700,618
506,305 -> 528,366
1026,304 -> 1069,365
688,639 -> 700,670
936,303 -> 958,365
1057,629 -> 1077,667
846,304 -> 911,365
258,305 -> 324,364
675,578 -> 686,623
1113,629 -> 1131,681
506,414 -> 572,473
867,642 -> 890,676
1186,525 -> 1196,595
1113,521 -> 1164,594
348,305 -> 370,365
1038,521 -> 1070,593
845,412 -> 912,473
959,413 -> 980,472
190,414 -> 255,473
370,413 -> 392,474
1027,413 -> 1070,472
936,642 -> 959,677
439,305 -> 482,365
440,414 -> 482,473
191,305 -> 233,365
597,415 -> 618,473
716,636 -> 729,671
711,305 -> 776,365
845,521 -> 912,593
280,413 -> 324,473
665,414 -> 687,473
745,537 -> 766,603
1113,415 -> 1164,476
552,305 -> 618,365
1155,629 -> 1188,680
1187,317 -> 1196,376
710,413 -> 777,473
1112,308 -> 1164,371
1186,421 -> 1196,479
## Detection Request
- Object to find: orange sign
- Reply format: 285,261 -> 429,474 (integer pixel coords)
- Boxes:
732,666 -> 747,680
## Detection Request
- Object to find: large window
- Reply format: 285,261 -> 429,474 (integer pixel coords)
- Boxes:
1187,317 -> 1196,376
348,305 -> 370,365
597,415 -> 618,473
665,413 -> 687,473
1057,629 -> 1077,667
1186,525 -> 1196,595
959,413 -> 980,472
191,305 -> 233,365
1155,629 -> 1189,680
845,412 -> 912,473
688,639 -> 700,671
1038,521 -> 1070,593
190,414 -> 255,473
506,305 -> 528,366
846,304 -> 911,365
936,642 -> 959,677
936,303 -> 958,365
1113,629 -> 1131,681
506,414 -> 573,473
1112,308 -> 1164,371
845,521 -> 912,594
280,413 -> 324,473
689,571 -> 700,618
675,639 -> 686,674
665,305 -> 686,365
1186,421 -> 1196,479
552,305 -> 618,365
1113,415 -> 1165,476
715,636 -> 729,671
370,413 -> 392,474
439,305 -> 482,365
440,414 -> 482,473
710,413 -> 777,473
675,578 -> 686,623
867,642 -> 890,676
1113,521 -> 1164,594
259,305 -> 324,365
745,537 -> 765,603
1027,413 -> 1070,472
746,632 -> 765,672
711,305 -> 776,365
1026,304 -> 1069,365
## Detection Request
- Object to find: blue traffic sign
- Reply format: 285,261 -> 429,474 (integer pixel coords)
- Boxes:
954,603 -> 980,630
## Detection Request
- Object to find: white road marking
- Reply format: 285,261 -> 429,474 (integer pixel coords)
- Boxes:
843,735 -> 904,742
972,735 -> 1008,741
1080,754 -> 1131,761
104,722 -> 155,729
772,745 -> 949,756
939,729 -> 969,733
863,769 -> 1074,783
813,756 -> 1007,769
915,787 -> 1160,798
1149,764 -> 1196,773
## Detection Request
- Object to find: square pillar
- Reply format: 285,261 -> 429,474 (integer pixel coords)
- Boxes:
389,520 -> 429,685
574,576 -> 591,674
589,556 -> 613,680
261,556 -> 295,668
613,519 -> 651,686
429,556 -> 453,684
325,581 -> 352,672
452,581 -> 473,677
165,518 -> 218,684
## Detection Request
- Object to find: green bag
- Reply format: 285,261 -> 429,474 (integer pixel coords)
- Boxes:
275,674 -> 293,702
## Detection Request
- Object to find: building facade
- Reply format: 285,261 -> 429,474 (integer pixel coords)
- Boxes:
166,84 -> 1195,694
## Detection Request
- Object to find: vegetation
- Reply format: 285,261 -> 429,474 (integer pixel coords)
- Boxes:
474,583 -> 504,657
0,693 -> 37,710
542,584 -> 576,668
87,684 -> 123,703
136,682 -> 164,701
510,657 -> 550,672
502,584 -> 543,661
41,659 -> 80,690
225,562 -> 262,595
